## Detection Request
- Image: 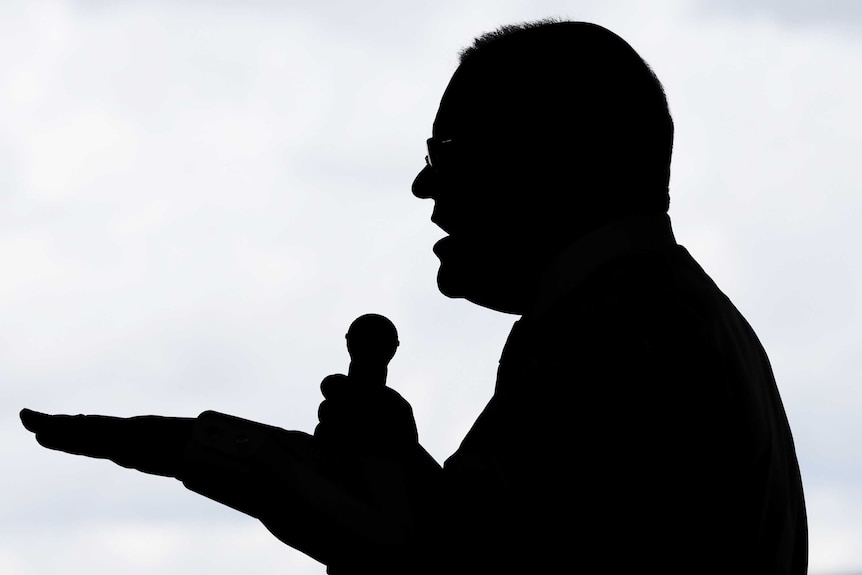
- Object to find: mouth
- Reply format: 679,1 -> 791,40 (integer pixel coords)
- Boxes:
430,209 -> 456,236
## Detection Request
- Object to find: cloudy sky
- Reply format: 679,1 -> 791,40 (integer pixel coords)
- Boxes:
1,0 -> 860,573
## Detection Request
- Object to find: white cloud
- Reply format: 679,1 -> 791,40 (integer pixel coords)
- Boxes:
0,518 -> 321,575
697,0 -> 862,29
2,1 -> 860,574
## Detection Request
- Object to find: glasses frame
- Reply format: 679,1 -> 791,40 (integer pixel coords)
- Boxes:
425,137 -> 456,171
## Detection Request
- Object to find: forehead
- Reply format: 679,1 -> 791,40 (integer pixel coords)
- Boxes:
432,64 -> 502,140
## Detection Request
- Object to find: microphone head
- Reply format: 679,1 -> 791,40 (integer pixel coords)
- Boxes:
345,314 -> 399,366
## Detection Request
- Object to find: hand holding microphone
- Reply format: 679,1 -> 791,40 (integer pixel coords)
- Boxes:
315,314 -> 419,459
18,313 -> 425,566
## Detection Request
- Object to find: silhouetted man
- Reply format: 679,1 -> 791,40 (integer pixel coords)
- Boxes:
21,20 -> 807,574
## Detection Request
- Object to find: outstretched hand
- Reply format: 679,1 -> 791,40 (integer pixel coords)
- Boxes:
20,408 -> 194,479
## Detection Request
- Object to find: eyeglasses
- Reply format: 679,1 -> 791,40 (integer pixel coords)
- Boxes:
425,137 -> 456,171
425,136 -> 505,173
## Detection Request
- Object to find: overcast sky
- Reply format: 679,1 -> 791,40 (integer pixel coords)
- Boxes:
1,1 -> 860,573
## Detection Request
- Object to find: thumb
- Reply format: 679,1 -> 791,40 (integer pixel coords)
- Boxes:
320,374 -> 351,400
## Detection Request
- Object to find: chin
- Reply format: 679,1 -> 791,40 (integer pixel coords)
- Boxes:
435,258 -> 523,315
435,259 -> 469,300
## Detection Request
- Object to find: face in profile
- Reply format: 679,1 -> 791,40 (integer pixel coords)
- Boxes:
411,68 -> 555,314
413,25 -> 673,315
411,147 -> 486,305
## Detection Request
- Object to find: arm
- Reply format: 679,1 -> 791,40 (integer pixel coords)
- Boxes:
182,409 -> 441,567
19,406 -> 440,568
19,315 -> 444,571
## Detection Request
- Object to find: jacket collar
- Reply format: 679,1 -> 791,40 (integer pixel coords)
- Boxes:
528,212 -> 677,322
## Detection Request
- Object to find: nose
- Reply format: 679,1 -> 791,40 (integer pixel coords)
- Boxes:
412,163 -> 436,200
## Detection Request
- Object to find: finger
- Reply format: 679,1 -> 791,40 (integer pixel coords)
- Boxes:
26,413 -> 120,458
317,398 -> 356,427
20,408 -> 50,433
115,416 -> 193,477
317,399 -> 333,424
320,374 -> 350,399
20,410 -> 90,440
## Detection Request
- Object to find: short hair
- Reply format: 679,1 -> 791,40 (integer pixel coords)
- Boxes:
455,20 -> 674,214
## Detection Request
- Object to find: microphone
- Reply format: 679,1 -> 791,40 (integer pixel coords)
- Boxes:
345,314 -> 399,390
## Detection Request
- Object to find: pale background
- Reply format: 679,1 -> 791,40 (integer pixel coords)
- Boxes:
2,1 -> 860,573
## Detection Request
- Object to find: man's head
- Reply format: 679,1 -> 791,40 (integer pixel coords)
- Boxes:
412,20 -> 674,314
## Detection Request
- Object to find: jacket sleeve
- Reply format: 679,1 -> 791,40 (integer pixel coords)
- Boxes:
181,410 -> 441,568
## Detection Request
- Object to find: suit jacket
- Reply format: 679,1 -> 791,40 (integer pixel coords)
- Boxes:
180,212 -> 807,574
434,212 -> 807,574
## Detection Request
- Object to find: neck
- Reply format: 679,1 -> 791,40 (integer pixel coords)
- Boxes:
526,211 -> 675,320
